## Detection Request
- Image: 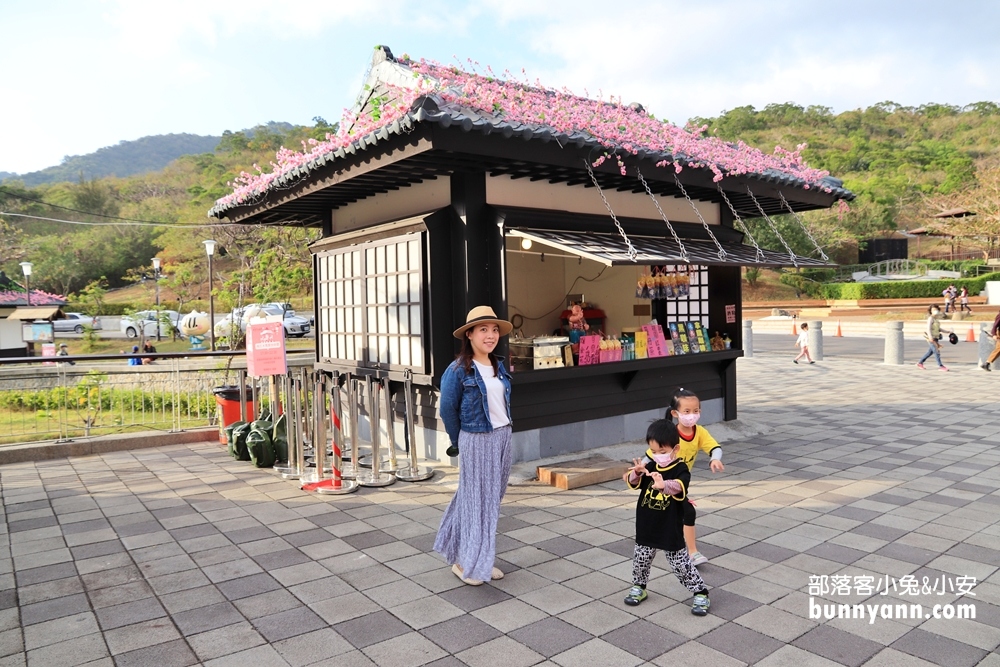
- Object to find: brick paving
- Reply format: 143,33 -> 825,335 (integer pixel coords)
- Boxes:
1,355 -> 999,666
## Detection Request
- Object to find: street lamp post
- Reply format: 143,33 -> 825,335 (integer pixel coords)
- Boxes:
19,262 -> 32,307
203,240 -> 216,351
151,257 -> 162,341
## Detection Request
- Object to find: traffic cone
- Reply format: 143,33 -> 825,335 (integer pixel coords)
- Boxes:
967,325 -> 977,343
835,321 -> 843,337
791,320 -> 798,335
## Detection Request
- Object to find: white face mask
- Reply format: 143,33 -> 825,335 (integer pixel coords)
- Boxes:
651,452 -> 674,466
677,413 -> 700,428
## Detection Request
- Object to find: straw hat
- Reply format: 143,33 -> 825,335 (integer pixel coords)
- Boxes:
453,306 -> 513,339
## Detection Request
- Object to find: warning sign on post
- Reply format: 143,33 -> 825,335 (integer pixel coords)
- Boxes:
246,318 -> 287,377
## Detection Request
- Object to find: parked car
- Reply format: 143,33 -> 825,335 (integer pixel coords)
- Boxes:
53,312 -> 101,334
214,305 -> 311,339
121,310 -> 182,339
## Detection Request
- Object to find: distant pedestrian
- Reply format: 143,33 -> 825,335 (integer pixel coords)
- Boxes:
793,323 -> 814,364
917,305 -> 952,371
943,285 -> 957,314
959,286 -> 973,314
56,343 -> 75,366
982,308 -> 1000,372
127,345 -> 142,366
141,340 -> 157,365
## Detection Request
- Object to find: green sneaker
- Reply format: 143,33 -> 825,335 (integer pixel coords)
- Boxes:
624,586 -> 647,606
691,593 -> 710,616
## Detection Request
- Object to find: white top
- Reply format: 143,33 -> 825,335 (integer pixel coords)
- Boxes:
473,360 -> 510,429
796,331 -> 809,346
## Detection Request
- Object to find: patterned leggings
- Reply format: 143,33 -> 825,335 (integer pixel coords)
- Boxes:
632,544 -> 707,593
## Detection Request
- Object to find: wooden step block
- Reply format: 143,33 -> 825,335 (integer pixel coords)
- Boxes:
537,455 -> 630,490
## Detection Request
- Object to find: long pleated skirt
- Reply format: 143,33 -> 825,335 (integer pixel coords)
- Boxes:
433,425 -> 513,582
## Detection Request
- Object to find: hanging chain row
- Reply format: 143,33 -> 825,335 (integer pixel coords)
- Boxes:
672,175 -> 727,261
636,169 -> 689,263
716,185 -> 765,263
584,160 -> 638,262
778,191 -> 830,262
746,186 -> 799,267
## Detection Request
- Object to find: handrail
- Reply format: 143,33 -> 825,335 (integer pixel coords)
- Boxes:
0,350 -> 248,365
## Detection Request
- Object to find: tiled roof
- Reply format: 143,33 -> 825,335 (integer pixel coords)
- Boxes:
210,47 -> 853,218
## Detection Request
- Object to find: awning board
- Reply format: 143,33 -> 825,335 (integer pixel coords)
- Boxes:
506,228 -> 831,268
5,306 -> 63,321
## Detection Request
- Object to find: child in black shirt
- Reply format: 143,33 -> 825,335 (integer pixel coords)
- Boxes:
623,419 -> 710,615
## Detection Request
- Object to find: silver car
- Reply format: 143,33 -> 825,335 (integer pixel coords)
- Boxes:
53,312 -> 102,334
121,310 -> 182,339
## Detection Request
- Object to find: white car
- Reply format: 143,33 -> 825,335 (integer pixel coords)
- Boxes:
215,305 -> 311,339
121,310 -> 182,339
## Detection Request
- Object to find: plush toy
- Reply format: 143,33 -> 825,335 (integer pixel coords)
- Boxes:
568,304 -> 589,332
710,331 -> 725,351
180,311 -> 210,350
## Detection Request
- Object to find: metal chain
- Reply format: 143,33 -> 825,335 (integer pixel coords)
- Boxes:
636,169 -> 689,263
778,191 -> 830,262
672,175 -> 727,261
716,184 -> 765,263
746,186 -> 799,267
584,160 -> 638,262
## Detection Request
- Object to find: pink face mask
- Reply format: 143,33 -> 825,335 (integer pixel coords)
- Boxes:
651,452 -> 674,466
677,413 -> 700,428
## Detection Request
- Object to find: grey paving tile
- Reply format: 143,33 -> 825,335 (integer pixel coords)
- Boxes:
890,628 -> 989,667
214,572 -> 282,600
23,611 -> 99,650
698,620 -> 784,664
186,621 -> 266,662
172,600 -> 244,636
420,614 -> 502,654
272,627 -> 355,666
333,610 -> 412,649
20,592 -> 90,626
95,597 -> 167,631
159,584 -> 227,614
508,616 -> 592,658
253,605 -> 327,643
104,618 -> 181,655
791,623 -> 884,666
16,576 -> 84,605
437,582 -> 513,612
454,636 -> 544,667
14,562 -> 76,587
24,632 -> 108,667
362,632 -> 448,667
112,638 -> 198,667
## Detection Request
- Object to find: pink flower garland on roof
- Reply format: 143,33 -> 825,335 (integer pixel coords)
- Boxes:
216,57 -> 831,209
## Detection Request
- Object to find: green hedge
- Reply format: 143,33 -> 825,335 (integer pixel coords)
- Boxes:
820,273 -> 1000,300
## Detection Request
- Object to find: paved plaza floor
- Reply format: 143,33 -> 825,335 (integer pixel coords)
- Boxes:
1,354 -> 999,667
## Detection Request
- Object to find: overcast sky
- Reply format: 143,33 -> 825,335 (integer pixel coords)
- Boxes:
2,0 -> 998,174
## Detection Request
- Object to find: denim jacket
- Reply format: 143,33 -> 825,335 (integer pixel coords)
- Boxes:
439,356 -> 512,446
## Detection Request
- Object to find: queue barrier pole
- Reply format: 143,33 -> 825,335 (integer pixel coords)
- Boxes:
301,373 -> 326,485
342,375 -> 358,480
357,375 -> 395,488
276,374 -> 302,479
314,371 -> 359,495
395,369 -> 434,482
382,377 -> 399,473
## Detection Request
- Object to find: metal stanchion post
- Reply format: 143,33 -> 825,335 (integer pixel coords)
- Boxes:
238,369 -> 248,422
275,374 -> 301,478
317,371 -> 359,495
357,375 -> 395,487
395,369 -> 434,482
341,375 -> 357,480
300,367 -> 313,453
302,374 -> 325,484
382,377 -> 399,473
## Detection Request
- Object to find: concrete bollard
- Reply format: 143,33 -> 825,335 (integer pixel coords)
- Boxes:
743,320 -> 753,358
807,321 -> 823,361
884,321 -> 904,365
978,323 -> 995,368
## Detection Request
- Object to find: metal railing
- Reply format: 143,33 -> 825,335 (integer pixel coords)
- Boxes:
0,351 -> 305,445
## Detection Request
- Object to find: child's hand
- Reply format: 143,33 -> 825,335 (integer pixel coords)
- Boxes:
649,472 -> 665,490
710,460 -> 725,473
629,459 -> 647,477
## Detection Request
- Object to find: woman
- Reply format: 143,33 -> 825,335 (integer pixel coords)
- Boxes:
917,305 -> 952,371
434,305 -> 513,586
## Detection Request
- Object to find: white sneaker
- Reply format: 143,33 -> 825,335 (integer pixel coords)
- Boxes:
690,551 -> 708,566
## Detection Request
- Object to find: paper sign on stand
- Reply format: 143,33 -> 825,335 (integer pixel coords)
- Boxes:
634,330 -> 648,359
578,335 -> 602,366
246,316 -> 287,377
642,325 -> 670,358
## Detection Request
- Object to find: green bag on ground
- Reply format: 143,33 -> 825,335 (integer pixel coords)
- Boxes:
231,422 -> 253,461
246,426 -> 275,468
257,408 -> 272,423
225,421 -> 246,458
250,419 -> 273,439
271,413 -> 288,463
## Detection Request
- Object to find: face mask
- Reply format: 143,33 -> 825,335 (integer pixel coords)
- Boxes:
651,452 -> 674,466
677,413 -> 700,428
931,310 -> 940,317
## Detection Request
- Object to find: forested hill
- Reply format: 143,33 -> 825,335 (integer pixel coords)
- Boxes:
691,101 -> 1000,233
6,134 -> 222,186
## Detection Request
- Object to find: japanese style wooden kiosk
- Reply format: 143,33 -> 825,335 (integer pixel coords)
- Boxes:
209,46 -> 853,462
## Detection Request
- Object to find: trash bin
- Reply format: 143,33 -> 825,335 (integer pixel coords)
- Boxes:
214,386 -> 254,443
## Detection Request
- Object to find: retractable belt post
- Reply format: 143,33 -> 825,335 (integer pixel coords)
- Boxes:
357,375 -> 395,487
395,369 -> 434,482
314,371 -> 359,495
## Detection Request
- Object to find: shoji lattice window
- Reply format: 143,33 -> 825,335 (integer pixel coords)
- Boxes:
657,265 -> 710,327
316,233 -> 424,371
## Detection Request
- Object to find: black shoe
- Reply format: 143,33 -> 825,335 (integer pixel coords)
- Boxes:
793,360 -> 798,364
446,444 -> 459,457
984,363 -> 992,372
